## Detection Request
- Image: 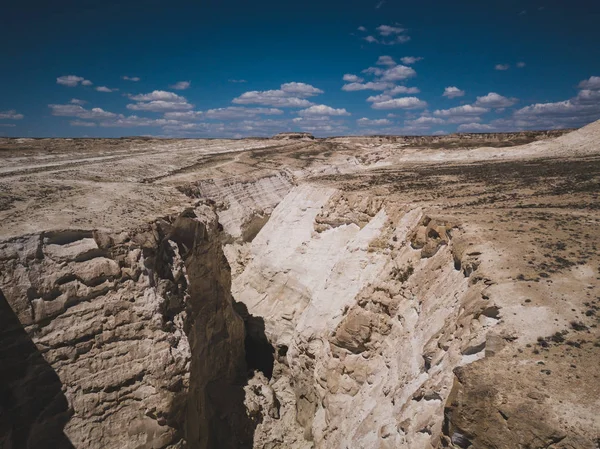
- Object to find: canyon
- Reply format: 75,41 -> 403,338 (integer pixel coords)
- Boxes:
1,123 -> 599,449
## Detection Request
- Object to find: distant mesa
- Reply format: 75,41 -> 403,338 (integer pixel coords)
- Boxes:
272,132 -> 315,140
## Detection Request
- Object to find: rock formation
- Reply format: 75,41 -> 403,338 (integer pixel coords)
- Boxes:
1,122 -> 599,448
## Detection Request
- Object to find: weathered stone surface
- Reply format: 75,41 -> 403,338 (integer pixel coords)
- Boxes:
1,121 -> 600,449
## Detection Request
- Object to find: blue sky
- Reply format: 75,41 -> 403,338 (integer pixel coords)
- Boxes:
1,0 -> 600,137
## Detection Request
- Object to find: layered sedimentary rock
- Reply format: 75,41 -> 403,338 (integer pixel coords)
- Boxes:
0,205 -> 249,449
1,121 -> 600,449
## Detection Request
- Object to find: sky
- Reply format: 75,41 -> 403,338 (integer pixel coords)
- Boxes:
1,0 -> 600,138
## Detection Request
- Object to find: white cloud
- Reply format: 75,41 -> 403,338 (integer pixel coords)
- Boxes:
434,105 -> 489,117
122,76 -> 140,81
474,92 -> 518,108
127,100 -> 194,112
364,35 -> 379,43
0,124 -> 16,127
0,110 -> 24,120
280,82 -> 324,96
516,62 -> 526,68
234,94 -> 313,107
400,56 -> 423,65
366,94 -> 393,103
376,55 -> 396,66
343,74 -> 364,83
442,86 -> 465,98
298,104 -> 350,116
578,76 -> 600,90
127,90 -> 193,112
49,104 -> 117,119
379,65 -> 417,82
432,130 -> 447,136
495,64 -> 510,71
95,86 -> 115,93
387,85 -> 420,95
406,116 -> 445,126
357,118 -> 391,126
169,81 -> 191,90
342,81 -> 391,91
376,25 -> 405,36
228,79 -> 247,83
233,82 -> 323,107
57,75 -> 92,87
70,98 -> 86,105
387,35 -> 411,44
371,97 -> 427,109
129,90 -> 186,102
457,123 -> 494,132
204,107 -> 284,119
362,67 -> 384,76
357,26 -> 367,32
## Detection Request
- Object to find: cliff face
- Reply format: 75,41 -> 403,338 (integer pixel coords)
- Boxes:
0,204 -> 249,449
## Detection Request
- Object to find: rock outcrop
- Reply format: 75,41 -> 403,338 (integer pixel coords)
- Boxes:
0,204 -> 250,449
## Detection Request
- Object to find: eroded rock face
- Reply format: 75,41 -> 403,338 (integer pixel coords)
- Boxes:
0,204 -> 249,449
228,186 -> 499,449
1,123 -> 600,449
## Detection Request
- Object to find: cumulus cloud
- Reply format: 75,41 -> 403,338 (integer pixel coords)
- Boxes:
127,101 -> 194,112
357,118 -> 391,126
129,91 -> 184,102
517,62 -> 526,68
342,81 -> 391,91
371,97 -> 427,110
122,76 -> 140,81
343,74 -> 364,83
400,56 -> 423,65
233,82 -> 323,107
379,65 -> 417,82
362,67 -> 384,76
376,56 -> 396,66
169,81 -> 191,90
512,86 -> 600,128
70,98 -> 87,105
280,82 -> 324,96
298,104 -> 350,116
442,86 -> 465,98
364,36 -> 379,43
0,110 -> 24,120
376,25 -> 405,36
57,75 -> 93,87
434,105 -> 489,117
49,104 -> 117,119
366,94 -> 393,103
474,92 -> 518,108
495,64 -> 510,71
457,123 -> 494,132
406,116 -> 445,126
357,26 -> 367,32
95,86 -> 115,93
127,90 -> 193,112
433,105 -> 489,123
578,76 -> 600,90
204,107 -> 284,119
228,79 -> 247,83
388,85 -> 420,95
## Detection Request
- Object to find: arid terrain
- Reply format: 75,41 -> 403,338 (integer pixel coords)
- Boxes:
1,124 -> 599,449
